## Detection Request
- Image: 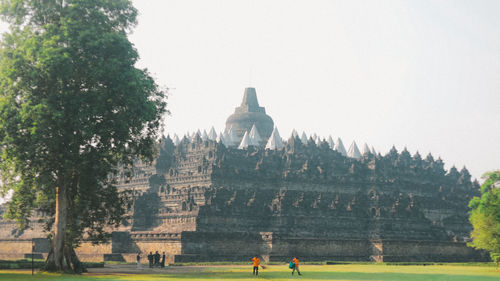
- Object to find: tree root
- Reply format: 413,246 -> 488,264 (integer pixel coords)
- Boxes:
43,245 -> 86,273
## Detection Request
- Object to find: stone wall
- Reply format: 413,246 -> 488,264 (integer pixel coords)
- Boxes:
174,231 -> 488,263
269,236 -> 371,261
76,242 -> 112,262
0,240 -> 35,260
175,231 -> 272,262
0,232 -> 182,264
380,240 -> 489,262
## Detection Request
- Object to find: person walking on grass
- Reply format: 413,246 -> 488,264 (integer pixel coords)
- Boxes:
251,255 -> 260,276
291,257 -> 301,276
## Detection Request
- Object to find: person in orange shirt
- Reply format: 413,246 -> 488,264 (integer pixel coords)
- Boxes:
251,255 -> 260,276
292,257 -> 302,275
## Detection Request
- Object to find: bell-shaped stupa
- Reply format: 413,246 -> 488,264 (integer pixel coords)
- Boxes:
225,87 -> 274,144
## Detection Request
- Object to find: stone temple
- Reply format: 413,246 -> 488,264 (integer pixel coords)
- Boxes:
0,88 -> 488,263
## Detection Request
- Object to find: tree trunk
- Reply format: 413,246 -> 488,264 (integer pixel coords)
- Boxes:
67,245 -> 86,273
44,178 -> 86,274
46,184 -> 68,272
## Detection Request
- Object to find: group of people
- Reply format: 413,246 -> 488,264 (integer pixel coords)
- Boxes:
251,255 -> 301,276
137,251 -> 302,274
136,251 -> 166,268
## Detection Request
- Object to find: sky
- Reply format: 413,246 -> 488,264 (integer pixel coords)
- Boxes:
1,0 -> 499,180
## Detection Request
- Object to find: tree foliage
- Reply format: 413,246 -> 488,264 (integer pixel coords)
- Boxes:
155,136 -> 175,174
0,0 -> 166,272
468,171 -> 500,262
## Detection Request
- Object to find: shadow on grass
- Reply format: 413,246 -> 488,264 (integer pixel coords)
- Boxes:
164,271 -> 500,281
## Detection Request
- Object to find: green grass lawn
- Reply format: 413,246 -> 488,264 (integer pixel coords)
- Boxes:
0,264 -> 499,281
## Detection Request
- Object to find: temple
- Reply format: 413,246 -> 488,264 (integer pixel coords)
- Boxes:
0,87 -> 489,263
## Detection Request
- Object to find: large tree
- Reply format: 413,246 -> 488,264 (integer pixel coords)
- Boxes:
0,0 -> 166,273
468,170 -> 500,262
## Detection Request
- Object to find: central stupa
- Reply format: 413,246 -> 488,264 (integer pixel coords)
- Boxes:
225,87 -> 274,143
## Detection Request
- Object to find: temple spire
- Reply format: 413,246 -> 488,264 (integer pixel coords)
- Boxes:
334,137 -> 347,156
238,131 -> 251,149
347,141 -> 362,159
216,132 -> 225,144
208,126 -> 217,141
327,135 -> 335,149
265,127 -> 284,150
249,124 -> 262,146
201,130 -> 208,141
362,143 -> 371,155
173,134 -> 180,145
300,132 -> 308,144
241,87 -> 260,110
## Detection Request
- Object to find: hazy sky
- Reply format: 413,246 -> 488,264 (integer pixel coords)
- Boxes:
2,1 -> 500,180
